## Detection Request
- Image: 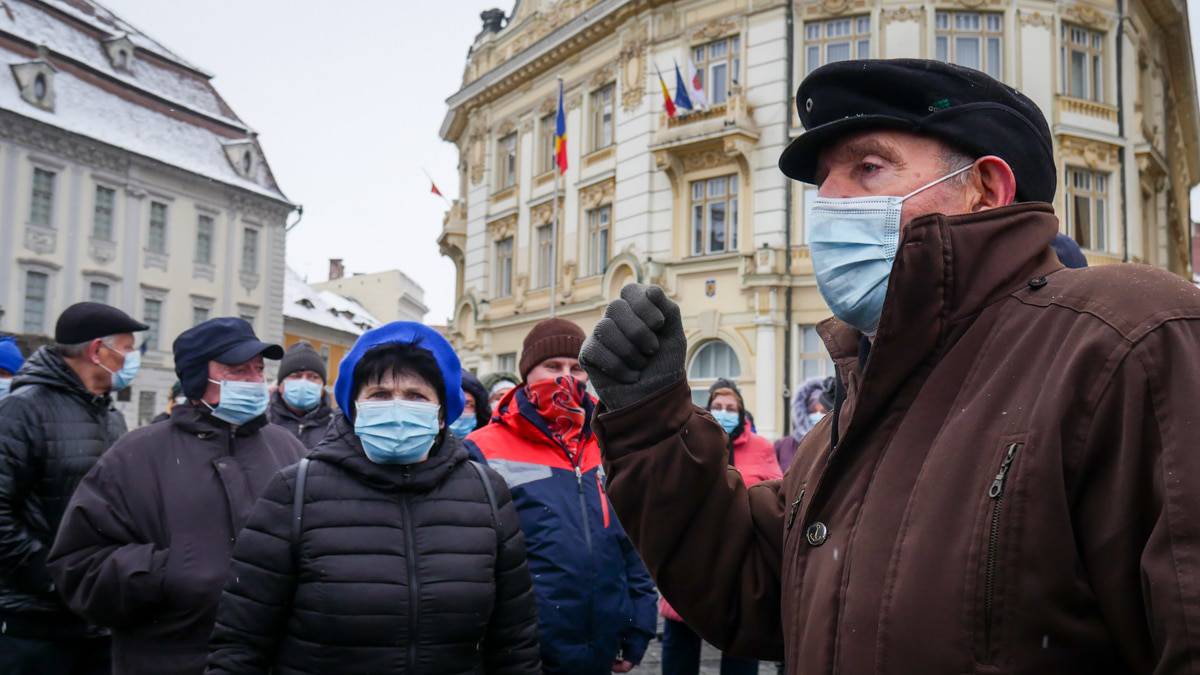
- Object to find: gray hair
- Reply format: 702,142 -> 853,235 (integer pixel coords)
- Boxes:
56,335 -> 118,358
939,146 -> 978,188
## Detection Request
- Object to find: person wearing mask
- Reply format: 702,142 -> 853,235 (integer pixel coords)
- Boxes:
48,317 -> 305,675
0,302 -> 147,675
774,377 -> 834,472
481,371 -> 519,412
0,335 -> 25,398
659,378 -> 780,675
206,322 -> 541,674
580,59 -> 1200,674
448,371 -> 491,440
465,318 -> 657,675
268,342 -> 334,448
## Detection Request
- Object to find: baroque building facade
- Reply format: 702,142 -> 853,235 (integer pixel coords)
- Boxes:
439,0 -> 1198,438
0,0 -> 295,426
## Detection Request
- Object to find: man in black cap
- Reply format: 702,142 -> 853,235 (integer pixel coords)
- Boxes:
581,59 -> 1200,674
47,317 -> 305,675
0,301 -> 146,674
267,342 -> 334,448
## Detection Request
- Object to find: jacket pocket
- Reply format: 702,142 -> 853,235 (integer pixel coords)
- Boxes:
974,439 -> 1025,665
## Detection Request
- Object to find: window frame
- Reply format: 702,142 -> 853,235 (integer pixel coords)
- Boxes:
1063,166 -> 1109,253
934,11 -> 1004,80
29,167 -> 55,227
191,305 -> 210,326
1061,23 -> 1105,102
590,83 -> 615,151
88,281 -> 110,304
497,352 -> 517,373
687,340 -> 742,406
691,35 -> 742,105
22,270 -> 50,334
538,113 -> 557,175
497,132 -> 518,190
147,201 -> 168,254
142,297 -> 163,352
798,325 -> 837,381
690,174 -> 740,257
803,16 -> 871,75
241,226 -> 260,274
495,236 -> 514,297
535,223 -> 554,289
195,214 -> 214,264
586,204 -> 611,277
92,185 -> 116,241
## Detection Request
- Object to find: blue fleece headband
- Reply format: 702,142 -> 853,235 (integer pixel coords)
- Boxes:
335,322 -> 464,423
0,337 -> 24,374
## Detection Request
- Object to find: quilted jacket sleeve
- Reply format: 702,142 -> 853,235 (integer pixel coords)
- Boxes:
594,378 -> 787,660
206,468 -> 297,675
0,396 -> 53,595
482,467 -> 542,675
46,453 -> 169,628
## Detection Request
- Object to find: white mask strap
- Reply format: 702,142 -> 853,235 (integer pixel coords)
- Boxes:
901,164 -> 975,201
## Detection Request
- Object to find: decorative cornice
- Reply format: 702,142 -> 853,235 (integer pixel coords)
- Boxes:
531,197 -> 564,227
0,112 -> 128,173
618,20 -> 648,112
487,213 -> 517,240
691,16 -> 738,42
1059,134 -> 1120,169
589,63 -> 616,90
881,6 -> 924,25
580,177 -> 615,209
1018,10 -> 1053,28
1062,3 -> 1113,29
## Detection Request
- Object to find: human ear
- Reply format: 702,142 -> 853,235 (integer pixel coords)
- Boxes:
970,156 -> 1017,211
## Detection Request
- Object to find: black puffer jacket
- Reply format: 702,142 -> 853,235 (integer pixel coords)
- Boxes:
0,346 -> 126,638
206,418 -> 542,675
266,391 -> 333,449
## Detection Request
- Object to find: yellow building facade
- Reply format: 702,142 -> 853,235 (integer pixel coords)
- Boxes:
439,0 -> 1199,438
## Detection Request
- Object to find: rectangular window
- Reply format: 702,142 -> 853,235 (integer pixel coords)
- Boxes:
799,325 -> 837,380
690,175 -> 739,256
1064,167 -> 1109,252
935,12 -> 1003,79
692,35 -> 741,104
137,390 -> 157,427
92,186 -> 115,240
587,205 -> 611,276
497,133 -> 518,189
195,215 -> 214,264
803,17 -> 870,75
239,312 -> 256,327
495,237 -> 514,297
148,201 -> 168,254
1062,24 -> 1105,102
539,113 -> 557,175
497,352 -> 517,373
143,298 -> 162,351
30,168 -> 55,227
23,271 -> 48,333
241,228 -> 259,274
319,344 -> 330,365
192,306 -> 210,326
88,281 -> 109,304
590,84 -> 615,151
536,224 -> 554,289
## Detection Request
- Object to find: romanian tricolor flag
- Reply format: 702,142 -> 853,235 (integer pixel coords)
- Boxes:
657,66 -> 677,118
554,80 -> 568,175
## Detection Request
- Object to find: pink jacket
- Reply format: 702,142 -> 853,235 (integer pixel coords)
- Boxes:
660,420 -> 782,623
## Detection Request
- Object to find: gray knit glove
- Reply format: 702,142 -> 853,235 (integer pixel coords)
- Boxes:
580,284 -> 686,410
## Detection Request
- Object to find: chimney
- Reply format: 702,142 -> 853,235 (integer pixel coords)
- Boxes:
329,258 -> 345,281
480,8 -> 506,34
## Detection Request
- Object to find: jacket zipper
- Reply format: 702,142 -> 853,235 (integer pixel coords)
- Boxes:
983,442 -> 1021,655
596,474 -> 610,528
576,465 -> 592,554
401,494 -> 420,670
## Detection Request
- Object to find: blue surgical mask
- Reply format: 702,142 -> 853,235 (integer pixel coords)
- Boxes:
712,409 -> 740,434
99,345 -> 140,391
0,378 -> 11,398
354,399 -> 441,465
808,165 -> 974,335
807,411 -> 826,426
283,379 -> 323,412
448,413 -> 477,440
206,379 -> 269,426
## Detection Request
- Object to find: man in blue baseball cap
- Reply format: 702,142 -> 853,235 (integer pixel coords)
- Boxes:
48,317 -> 304,675
0,336 -> 23,398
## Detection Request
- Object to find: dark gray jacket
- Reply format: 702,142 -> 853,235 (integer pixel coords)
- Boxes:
47,404 -> 305,675
0,346 -> 126,638
266,391 -> 333,449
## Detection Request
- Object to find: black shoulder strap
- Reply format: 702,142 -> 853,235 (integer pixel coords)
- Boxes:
291,457 -> 310,565
467,460 -> 499,532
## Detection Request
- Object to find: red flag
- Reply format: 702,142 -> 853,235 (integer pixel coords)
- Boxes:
430,181 -> 443,197
656,66 -> 676,119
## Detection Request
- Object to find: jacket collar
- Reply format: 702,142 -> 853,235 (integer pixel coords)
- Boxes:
269,391 -> 333,425
820,202 -> 1062,442
170,402 -> 269,437
12,346 -> 113,410
310,415 -> 467,492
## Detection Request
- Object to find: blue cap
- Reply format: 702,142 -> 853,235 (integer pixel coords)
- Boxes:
1051,233 -> 1089,269
335,322 -> 464,423
172,317 -> 284,399
0,337 -> 24,375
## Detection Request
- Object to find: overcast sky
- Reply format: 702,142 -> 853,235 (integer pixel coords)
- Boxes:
102,1 -> 1200,323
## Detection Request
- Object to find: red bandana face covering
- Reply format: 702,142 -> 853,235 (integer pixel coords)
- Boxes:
525,376 -> 587,453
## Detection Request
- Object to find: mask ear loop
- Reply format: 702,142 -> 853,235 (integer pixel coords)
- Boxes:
901,163 -> 976,202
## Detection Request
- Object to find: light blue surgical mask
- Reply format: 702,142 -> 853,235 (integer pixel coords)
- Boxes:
712,409 -> 740,435
448,413 -> 477,440
0,378 -> 11,398
206,379 -> 269,426
283,379 -> 323,412
807,411 -> 826,427
808,164 -> 974,335
354,399 -> 441,465
99,345 -> 140,391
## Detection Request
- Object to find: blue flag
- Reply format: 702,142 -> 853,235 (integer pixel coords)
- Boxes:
673,61 -> 693,111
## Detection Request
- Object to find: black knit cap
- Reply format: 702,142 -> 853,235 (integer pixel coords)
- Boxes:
277,342 -> 327,383
54,302 -> 148,344
173,317 -> 283,399
779,58 -> 1056,203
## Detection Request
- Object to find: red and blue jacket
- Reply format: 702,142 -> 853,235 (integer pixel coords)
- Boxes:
465,386 -> 657,675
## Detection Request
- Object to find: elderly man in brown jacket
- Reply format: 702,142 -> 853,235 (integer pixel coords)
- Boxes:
579,59 -> 1200,675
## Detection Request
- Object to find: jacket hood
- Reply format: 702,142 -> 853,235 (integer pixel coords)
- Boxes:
269,390 -> 333,426
12,346 -> 110,408
460,371 -> 491,428
311,415 -> 468,492
334,322 -> 464,424
792,377 -> 833,440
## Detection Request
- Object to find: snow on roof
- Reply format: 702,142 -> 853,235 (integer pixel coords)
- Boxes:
45,0 -> 208,74
285,268 -> 381,336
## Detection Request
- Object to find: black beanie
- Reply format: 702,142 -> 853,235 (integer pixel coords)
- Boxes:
277,342 -> 327,383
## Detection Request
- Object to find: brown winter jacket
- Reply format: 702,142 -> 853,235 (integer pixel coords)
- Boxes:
594,202 -> 1200,675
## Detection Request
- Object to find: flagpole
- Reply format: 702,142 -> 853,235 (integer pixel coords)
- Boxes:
422,167 -> 453,208
550,79 -> 561,319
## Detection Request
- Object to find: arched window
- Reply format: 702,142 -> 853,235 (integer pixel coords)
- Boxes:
688,340 -> 741,406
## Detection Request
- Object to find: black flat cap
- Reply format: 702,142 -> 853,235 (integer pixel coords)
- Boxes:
55,302 -> 148,344
173,317 -> 283,399
780,59 -> 1056,203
